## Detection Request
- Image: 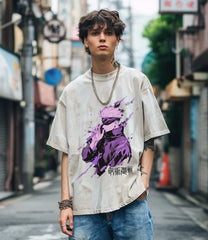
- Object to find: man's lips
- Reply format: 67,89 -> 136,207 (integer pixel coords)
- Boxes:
98,45 -> 108,50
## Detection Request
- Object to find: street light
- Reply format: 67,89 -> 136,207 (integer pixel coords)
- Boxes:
0,13 -> 22,30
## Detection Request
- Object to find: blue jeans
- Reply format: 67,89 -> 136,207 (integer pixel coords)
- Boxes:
69,198 -> 154,240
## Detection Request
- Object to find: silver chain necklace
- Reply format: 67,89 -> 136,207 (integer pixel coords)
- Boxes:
91,63 -> 120,105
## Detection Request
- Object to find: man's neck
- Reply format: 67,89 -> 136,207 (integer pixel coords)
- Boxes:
91,57 -> 118,74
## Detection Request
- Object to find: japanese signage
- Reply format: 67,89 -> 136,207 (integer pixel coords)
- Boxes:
57,0 -> 72,67
58,40 -> 72,67
58,0 -> 71,39
159,0 -> 198,14
0,46 -> 22,101
42,40 -> 58,71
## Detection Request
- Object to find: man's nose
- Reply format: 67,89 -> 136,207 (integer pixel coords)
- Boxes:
99,32 -> 105,41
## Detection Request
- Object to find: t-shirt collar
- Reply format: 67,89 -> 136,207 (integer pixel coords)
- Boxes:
85,64 -> 123,82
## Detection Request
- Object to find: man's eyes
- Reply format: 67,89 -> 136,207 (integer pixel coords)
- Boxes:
105,31 -> 113,35
90,31 -> 114,36
91,31 -> 99,35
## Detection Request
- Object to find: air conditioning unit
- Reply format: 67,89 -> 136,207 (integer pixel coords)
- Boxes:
193,72 -> 208,81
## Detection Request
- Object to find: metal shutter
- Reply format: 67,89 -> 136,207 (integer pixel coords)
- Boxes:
0,100 -> 8,191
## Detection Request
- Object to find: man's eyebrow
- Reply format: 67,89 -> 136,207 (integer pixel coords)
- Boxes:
88,26 -> 114,32
105,29 -> 114,32
89,28 -> 99,32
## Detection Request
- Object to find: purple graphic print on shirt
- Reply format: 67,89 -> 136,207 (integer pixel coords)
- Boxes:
81,98 -> 133,177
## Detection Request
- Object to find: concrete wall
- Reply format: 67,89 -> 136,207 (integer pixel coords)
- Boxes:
182,2 -> 208,197
168,147 -> 181,187
197,87 -> 208,196
182,100 -> 191,190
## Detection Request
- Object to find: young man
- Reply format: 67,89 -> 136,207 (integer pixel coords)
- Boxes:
47,9 -> 169,240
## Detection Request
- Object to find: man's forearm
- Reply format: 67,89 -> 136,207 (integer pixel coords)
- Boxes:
59,152 -> 73,236
61,153 -> 70,200
140,139 -> 154,190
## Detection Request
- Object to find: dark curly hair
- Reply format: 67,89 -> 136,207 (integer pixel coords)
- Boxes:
78,9 -> 126,54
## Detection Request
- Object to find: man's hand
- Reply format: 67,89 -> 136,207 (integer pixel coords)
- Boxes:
59,208 -> 73,236
137,174 -> 149,200
141,173 -> 150,191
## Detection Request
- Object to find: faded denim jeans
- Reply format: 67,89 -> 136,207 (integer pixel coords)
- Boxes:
69,198 -> 154,240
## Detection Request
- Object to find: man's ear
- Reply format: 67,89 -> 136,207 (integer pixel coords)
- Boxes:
116,37 -> 120,47
84,38 -> 88,48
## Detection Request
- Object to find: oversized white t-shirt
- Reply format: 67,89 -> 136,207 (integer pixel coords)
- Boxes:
47,64 -> 169,215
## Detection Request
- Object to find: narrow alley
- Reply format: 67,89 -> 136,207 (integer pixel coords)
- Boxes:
0,176 -> 207,240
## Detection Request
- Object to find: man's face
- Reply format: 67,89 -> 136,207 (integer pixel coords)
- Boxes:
84,24 -> 119,58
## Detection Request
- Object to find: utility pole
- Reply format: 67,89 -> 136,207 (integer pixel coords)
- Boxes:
128,0 -> 134,68
114,0 -> 134,67
22,0 -> 35,193
0,0 -> 2,44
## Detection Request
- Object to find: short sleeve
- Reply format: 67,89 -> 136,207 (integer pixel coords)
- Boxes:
46,100 -> 69,153
141,76 -> 170,141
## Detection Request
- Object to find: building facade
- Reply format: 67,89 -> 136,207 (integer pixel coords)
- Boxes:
0,0 -> 24,193
166,0 -> 208,199
0,0 -> 87,194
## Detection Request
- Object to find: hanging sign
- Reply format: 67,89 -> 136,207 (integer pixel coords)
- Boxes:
0,46 -> 22,101
58,0 -> 71,39
43,17 -> 66,43
58,40 -> 72,67
35,80 -> 56,108
45,68 -> 62,86
159,0 -> 198,14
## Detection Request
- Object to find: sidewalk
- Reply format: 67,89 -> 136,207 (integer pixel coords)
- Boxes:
0,191 -> 14,201
151,173 -> 208,214
177,188 -> 208,213
0,170 -> 58,202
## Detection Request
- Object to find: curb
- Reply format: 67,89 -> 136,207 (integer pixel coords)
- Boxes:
0,191 -> 16,202
177,188 -> 208,213
0,172 -> 60,202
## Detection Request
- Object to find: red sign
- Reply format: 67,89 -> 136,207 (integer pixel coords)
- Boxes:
176,1 -> 183,8
159,0 -> 198,13
164,1 -> 172,7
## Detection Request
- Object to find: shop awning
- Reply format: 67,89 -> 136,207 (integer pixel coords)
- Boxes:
165,78 -> 191,101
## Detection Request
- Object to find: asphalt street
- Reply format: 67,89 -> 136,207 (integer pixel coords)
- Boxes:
0,176 -> 207,240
